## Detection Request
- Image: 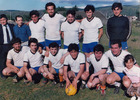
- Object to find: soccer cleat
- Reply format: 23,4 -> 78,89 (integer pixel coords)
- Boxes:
96,84 -> 100,91
114,86 -> 120,94
80,83 -> 86,89
13,75 -> 18,83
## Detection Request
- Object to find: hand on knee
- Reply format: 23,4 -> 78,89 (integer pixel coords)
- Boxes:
87,82 -> 92,88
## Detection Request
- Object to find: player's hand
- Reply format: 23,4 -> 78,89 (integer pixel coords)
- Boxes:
89,74 -> 95,82
132,83 -> 138,88
60,57 -> 65,64
84,71 -> 89,76
14,67 -> 20,73
72,78 -> 78,89
38,47 -> 42,54
45,51 -> 49,57
66,79 -> 71,88
26,73 -> 32,82
48,72 -> 54,80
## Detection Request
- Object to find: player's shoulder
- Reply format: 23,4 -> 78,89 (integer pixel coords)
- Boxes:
79,52 -> 85,58
105,49 -> 111,55
121,50 -> 131,56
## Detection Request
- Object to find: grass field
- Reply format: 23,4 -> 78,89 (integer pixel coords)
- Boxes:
0,21 -> 140,100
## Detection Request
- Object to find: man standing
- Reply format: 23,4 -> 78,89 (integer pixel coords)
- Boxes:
13,15 -> 31,46
80,5 -> 103,57
107,2 -> 130,50
42,2 -> 66,50
0,14 -> 15,77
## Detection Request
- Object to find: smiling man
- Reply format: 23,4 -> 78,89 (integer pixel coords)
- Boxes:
107,2 -> 130,50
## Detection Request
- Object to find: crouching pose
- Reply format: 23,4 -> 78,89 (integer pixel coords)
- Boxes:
64,43 -> 85,89
2,38 -> 29,83
42,42 -> 69,87
123,55 -> 140,100
23,38 -> 45,83
81,44 -> 111,95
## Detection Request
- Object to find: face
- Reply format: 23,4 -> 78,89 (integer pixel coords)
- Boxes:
31,15 -> 39,23
86,10 -> 93,19
125,59 -> 134,69
30,43 -> 37,52
67,14 -> 75,23
50,47 -> 58,56
111,44 -> 122,56
113,7 -> 122,16
0,17 -> 7,25
70,50 -> 78,59
16,17 -> 23,26
13,42 -> 21,51
46,6 -> 55,16
94,51 -> 103,60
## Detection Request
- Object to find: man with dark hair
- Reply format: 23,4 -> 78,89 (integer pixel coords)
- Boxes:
29,10 -> 45,50
64,43 -> 85,89
42,42 -> 68,87
105,41 -> 139,94
42,2 -> 66,51
2,38 -> 29,83
61,9 -> 82,49
107,2 -> 130,50
0,14 -> 15,78
81,44 -> 111,95
13,15 -> 31,46
23,38 -> 46,83
80,5 -> 103,58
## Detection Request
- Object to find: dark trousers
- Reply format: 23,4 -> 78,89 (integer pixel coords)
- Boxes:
0,44 -> 12,76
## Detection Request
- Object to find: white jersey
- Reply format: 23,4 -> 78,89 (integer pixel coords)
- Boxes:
124,65 -> 140,83
42,13 -> 66,40
24,50 -> 45,68
7,46 -> 29,67
87,54 -> 111,73
80,17 -> 103,43
64,53 -> 85,73
61,21 -> 81,46
29,19 -> 45,42
44,49 -> 67,69
105,50 -> 131,73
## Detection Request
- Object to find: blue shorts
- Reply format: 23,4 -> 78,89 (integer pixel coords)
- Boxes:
82,42 -> 98,53
114,71 -> 125,80
109,41 -> 128,50
32,66 -> 40,72
54,68 -> 59,73
75,73 -> 78,76
45,39 -> 61,47
16,66 -> 22,69
39,41 -> 46,49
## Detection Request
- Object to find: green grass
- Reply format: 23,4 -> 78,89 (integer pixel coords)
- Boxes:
0,21 -> 140,100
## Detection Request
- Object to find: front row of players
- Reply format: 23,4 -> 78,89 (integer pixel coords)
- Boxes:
2,38 -> 140,97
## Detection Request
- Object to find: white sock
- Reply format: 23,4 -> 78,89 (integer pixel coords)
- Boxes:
115,82 -> 121,87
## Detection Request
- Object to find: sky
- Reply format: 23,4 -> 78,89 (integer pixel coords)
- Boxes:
0,0 -> 139,11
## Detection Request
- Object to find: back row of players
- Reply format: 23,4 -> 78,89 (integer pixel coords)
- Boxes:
0,2 -> 139,98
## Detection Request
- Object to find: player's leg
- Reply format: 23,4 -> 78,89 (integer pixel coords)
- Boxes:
17,67 -> 25,78
123,75 -> 131,88
81,71 -> 90,89
2,67 -> 14,76
59,67 -> 64,87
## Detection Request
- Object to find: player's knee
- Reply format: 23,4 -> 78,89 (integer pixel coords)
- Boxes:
106,77 -> 112,84
17,72 -> 24,78
123,80 -> 131,88
59,69 -> 63,75
81,74 -> 87,81
98,74 -> 104,81
2,69 -> 7,76
87,82 -> 92,88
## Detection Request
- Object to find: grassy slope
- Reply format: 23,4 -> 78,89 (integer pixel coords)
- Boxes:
0,21 -> 140,100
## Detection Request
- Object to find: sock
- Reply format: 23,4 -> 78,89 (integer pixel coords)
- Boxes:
82,80 -> 86,85
101,85 -> 106,90
115,82 -> 121,87
59,73 -> 63,83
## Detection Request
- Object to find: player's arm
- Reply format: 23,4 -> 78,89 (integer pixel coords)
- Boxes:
43,64 -> 54,79
64,65 -> 71,88
79,32 -> 83,40
92,68 -> 107,77
60,52 -> 69,64
6,59 -> 19,73
98,27 -> 103,40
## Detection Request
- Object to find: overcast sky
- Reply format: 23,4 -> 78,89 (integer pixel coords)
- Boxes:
0,0 -> 139,11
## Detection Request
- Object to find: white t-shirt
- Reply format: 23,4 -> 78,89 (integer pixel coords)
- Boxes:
87,54 -> 111,73
42,13 -> 66,40
80,17 -> 103,43
124,65 -> 140,83
61,21 -> 81,46
29,19 -> 45,42
105,50 -> 131,73
43,49 -> 67,69
64,53 -> 85,73
24,50 -> 45,68
7,46 -> 29,67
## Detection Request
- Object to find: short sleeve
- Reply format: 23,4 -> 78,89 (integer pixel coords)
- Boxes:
64,56 -> 69,66
7,50 -> 12,60
80,54 -> 85,64
43,56 -> 49,65
97,18 -> 103,29
24,53 -> 29,63
101,55 -> 109,69
61,22 -> 65,32
60,14 -> 66,22
80,19 -> 85,30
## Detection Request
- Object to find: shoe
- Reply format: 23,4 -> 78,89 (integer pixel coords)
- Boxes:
80,83 -> 86,89
13,75 -> 18,83
114,86 -> 120,94
59,82 -> 64,88
96,84 -> 100,91
24,79 -> 30,84
101,89 -> 106,96
131,96 -> 136,100
53,80 -> 57,85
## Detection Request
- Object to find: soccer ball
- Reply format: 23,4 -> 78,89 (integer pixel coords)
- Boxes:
65,84 -> 77,96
